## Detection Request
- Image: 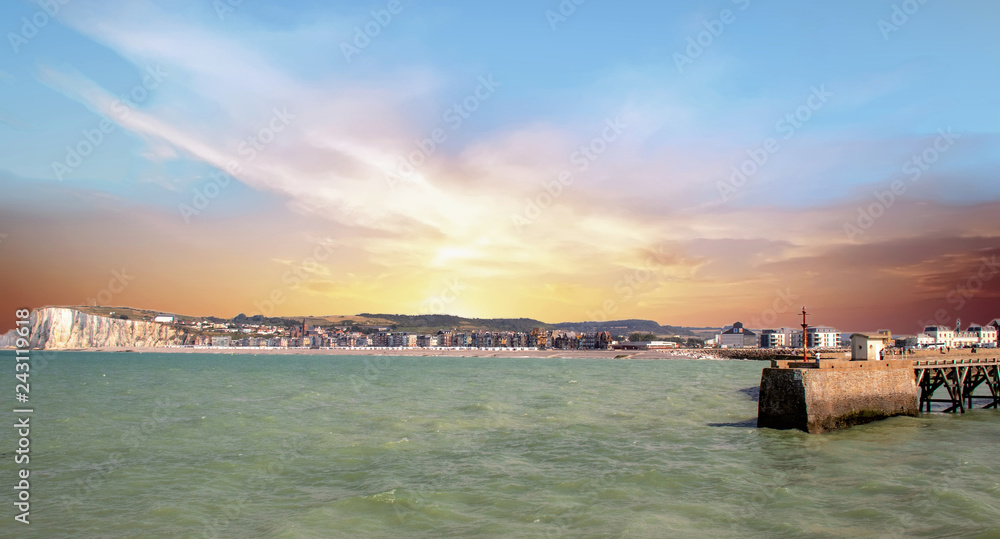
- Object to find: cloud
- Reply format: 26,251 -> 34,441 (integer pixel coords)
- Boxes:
9,0 -> 998,330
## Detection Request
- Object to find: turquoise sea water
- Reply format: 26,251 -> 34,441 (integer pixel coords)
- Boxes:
1,352 -> 998,538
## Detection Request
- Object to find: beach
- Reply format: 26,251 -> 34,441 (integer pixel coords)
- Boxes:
22,345 -> 721,360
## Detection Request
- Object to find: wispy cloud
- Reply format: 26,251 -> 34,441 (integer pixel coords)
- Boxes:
2,0 -> 998,331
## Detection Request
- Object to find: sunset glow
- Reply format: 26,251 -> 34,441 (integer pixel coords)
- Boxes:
2,0 -> 998,332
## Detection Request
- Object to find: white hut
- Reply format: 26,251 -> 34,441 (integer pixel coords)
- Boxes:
851,333 -> 892,361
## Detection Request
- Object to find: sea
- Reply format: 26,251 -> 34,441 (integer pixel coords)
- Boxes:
1,351 -> 998,538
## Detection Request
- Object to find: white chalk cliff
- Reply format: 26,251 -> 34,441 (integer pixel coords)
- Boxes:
28,307 -> 189,349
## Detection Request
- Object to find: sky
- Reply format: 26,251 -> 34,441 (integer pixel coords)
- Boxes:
1,0 -> 999,334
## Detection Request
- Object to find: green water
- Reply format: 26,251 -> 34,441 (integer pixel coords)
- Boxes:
1,352 -> 998,538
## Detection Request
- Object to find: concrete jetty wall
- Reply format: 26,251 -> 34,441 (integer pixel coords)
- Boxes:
758,359 -> 919,433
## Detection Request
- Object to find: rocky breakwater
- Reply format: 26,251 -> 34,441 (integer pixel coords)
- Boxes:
706,348 -> 850,361
29,307 -> 190,349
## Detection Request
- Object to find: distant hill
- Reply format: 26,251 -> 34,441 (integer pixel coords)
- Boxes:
356,314 -> 548,333
553,319 -> 696,337
64,306 -> 703,337
360,314 -> 697,337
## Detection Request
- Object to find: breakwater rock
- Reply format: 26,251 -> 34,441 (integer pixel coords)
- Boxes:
704,348 -> 847,361
28,307 -> 191,350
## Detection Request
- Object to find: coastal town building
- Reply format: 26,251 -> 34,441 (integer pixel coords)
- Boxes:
920,324 -> 998,348
577,331 -> 613,350
759,328 -> 804,348
759,329 -> 786,348
530,327 -> 549,349
719,322 -> 758,348
783,328 -> 805,348
898,333 -> 935,348
807,327 -> 841,349
968,324 -> 998,346
923,326 -> 955,347
755,326 -> 839,350
952,331 -> 980,348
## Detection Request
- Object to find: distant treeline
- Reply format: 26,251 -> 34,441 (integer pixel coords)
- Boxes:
358,314 -> 546,332
209,312 -> 701,336
556,319 -> 695,336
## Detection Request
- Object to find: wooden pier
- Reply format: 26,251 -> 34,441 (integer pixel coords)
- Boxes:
914,356 -> 1000,413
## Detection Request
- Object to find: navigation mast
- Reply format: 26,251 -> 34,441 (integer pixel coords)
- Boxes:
801,306 -> 809,363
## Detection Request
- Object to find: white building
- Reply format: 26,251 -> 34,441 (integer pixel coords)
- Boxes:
952,331 -> 980,348
851,333 -> 892,360
759,329 -> 785,348
923,325 -> 995,348
923,326 -> 955,347
153,315 -> 175,323
756,328 -> 803,348
969,324 -> 998,347
807,327 -> 841,349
